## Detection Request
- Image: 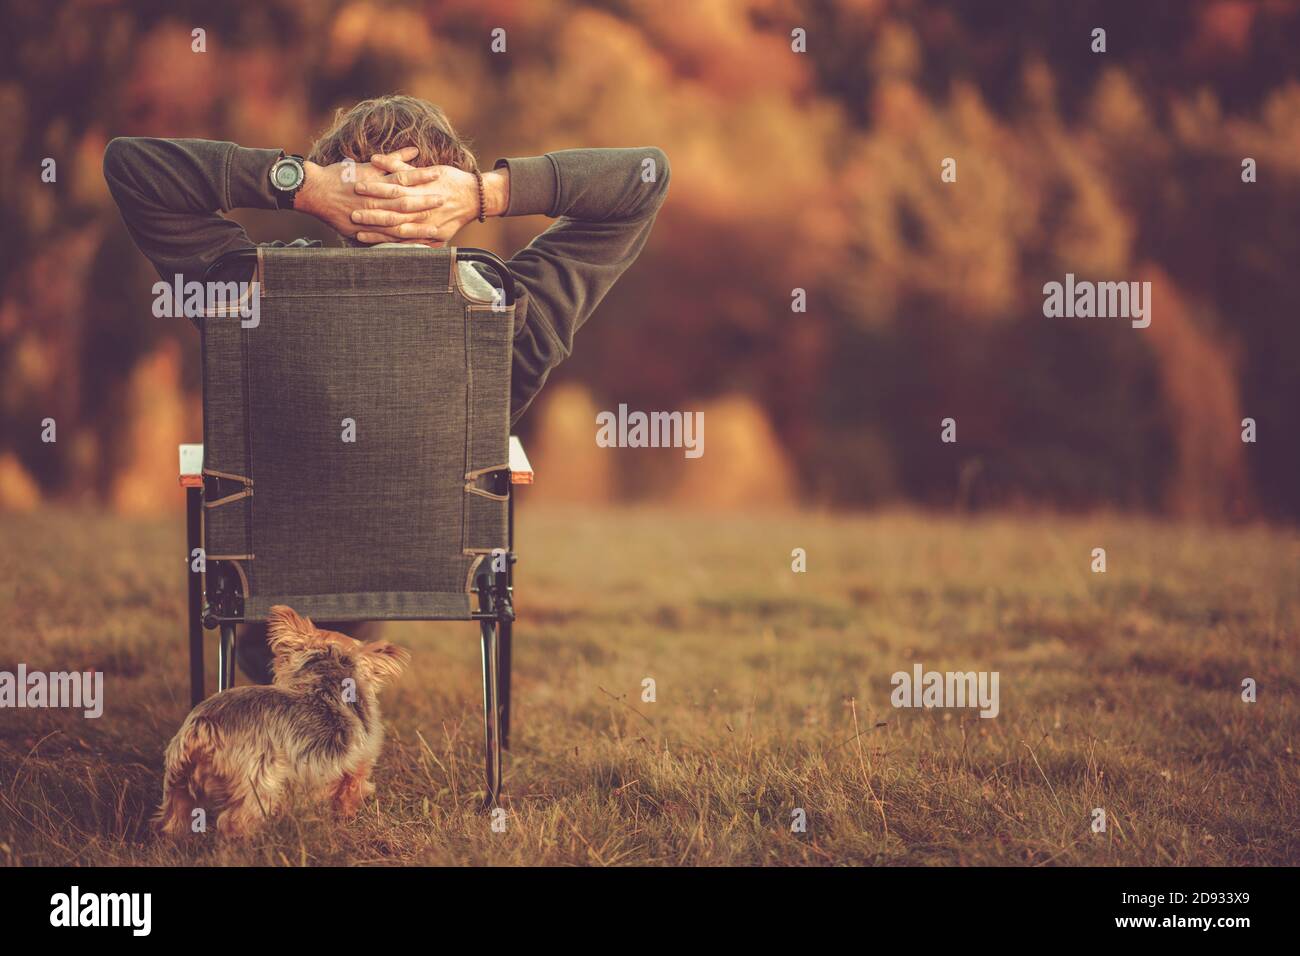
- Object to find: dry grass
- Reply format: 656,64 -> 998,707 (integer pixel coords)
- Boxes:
0,505 -> 1296,866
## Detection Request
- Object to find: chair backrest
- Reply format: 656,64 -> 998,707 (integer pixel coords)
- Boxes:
200,246 -> 515,622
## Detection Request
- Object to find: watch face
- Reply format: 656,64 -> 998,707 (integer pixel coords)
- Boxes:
273,161 -> 302,190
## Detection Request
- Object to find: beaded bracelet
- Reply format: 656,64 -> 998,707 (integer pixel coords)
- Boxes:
473,170 -> 487,223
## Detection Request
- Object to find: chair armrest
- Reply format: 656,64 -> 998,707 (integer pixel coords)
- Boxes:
179,443 -> 203,488
508,436 -> 534,485
182,438 -> 527,488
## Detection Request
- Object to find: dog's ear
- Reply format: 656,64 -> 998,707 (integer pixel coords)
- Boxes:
267,605 -> 316,656
358,641 -> 410,686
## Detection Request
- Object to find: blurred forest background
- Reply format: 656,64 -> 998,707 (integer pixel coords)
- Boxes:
1,0 -> 1297,520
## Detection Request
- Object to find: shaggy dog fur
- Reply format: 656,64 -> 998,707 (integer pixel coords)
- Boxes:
155,605 -> 409,837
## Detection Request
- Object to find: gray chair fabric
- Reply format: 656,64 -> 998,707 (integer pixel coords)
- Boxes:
200,246 -> 514,621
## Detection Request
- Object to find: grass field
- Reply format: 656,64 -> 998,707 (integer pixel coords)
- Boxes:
0,505 -> 1296,866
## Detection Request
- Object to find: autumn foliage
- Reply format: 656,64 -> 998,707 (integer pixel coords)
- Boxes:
1,0 -> 1297,519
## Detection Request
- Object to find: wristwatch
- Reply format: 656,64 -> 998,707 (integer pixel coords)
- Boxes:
269,153 -> 306,209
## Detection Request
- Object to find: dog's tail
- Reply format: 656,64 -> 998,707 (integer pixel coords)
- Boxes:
154,716 -> 224,838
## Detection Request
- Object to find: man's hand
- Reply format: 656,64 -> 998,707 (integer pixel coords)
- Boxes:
348,152 -> 510,245
294,147 -> 448,237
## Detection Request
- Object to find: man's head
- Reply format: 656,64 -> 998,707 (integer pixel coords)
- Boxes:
308,94 -> 477,173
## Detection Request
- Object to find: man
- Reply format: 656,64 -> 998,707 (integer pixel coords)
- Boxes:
104,94 -> 669,682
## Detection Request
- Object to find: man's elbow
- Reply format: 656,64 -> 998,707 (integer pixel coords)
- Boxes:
649,147 -> 670,187
102,137 -> 144,193
103,137 -> 131,177
642,146 -> 671,211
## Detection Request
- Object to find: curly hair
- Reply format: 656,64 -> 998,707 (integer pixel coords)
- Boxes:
307,94 -> 478,172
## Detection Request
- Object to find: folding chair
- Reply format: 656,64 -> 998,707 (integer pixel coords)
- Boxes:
178,245 -> 532,804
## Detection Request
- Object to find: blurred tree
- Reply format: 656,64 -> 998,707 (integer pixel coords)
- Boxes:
0,0 -> 1296,518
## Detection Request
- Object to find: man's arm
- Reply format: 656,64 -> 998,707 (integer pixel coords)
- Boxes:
353,146 -> 671,423
102,138 -> 437,286
491,148 -> 671,423
102,137 -> 280,287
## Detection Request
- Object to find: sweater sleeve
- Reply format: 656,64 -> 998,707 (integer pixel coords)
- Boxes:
494,147 -> 671,424
103,137 -> 283,286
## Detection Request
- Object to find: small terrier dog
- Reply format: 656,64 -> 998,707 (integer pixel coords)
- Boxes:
156,605 -> 409,838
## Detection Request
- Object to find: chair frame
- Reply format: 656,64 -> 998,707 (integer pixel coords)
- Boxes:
181,246 -> 527,805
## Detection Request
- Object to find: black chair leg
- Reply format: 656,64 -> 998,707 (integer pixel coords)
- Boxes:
218,623 -> 237,692
499,619 -> 513,750
186,486 -> 205,706
502,486 -> 515,750
479,619 -> 503,806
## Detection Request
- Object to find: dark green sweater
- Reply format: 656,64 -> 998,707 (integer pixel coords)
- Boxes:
102,138 -> 670,423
